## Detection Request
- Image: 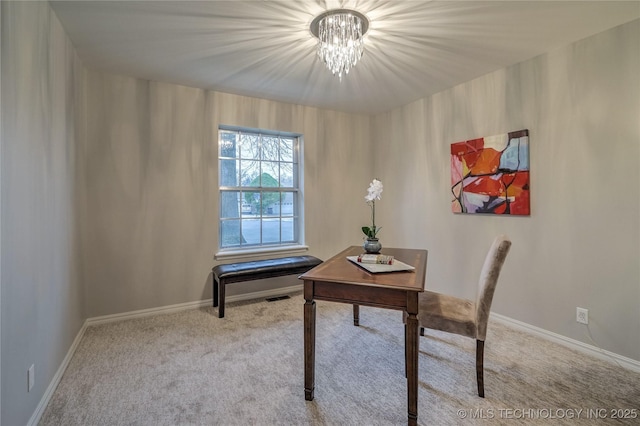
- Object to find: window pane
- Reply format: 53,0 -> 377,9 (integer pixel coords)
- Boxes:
220,191 -> 240,219
262,191 -> 279,216
280,137 -> 294,162
281,218 -> 295,242
261,135 -> 279,161
240,134 -> 260,159
281,192 -> 296,217
220,219 -> 241,247
219,131 -> 239,158
243,192 -> 260,216
241,196 -> 252,216
252,172 -> 274,189
240,160 -> 260,187
241,218 -> 260,245
280,163 -> 294,187
262,218 -> 280,244
261,162 -> 280,185
220,159 -> 239,186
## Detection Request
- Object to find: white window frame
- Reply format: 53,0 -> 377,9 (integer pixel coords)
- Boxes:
215,126 -> 306,260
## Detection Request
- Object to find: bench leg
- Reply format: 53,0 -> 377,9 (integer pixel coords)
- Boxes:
213,277 -> 219,308
218,281 -> 226,318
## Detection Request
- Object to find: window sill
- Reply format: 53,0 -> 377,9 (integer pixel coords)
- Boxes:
214,245 -> 309,262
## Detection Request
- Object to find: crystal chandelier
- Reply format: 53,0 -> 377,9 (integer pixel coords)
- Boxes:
310,9 -> 369,79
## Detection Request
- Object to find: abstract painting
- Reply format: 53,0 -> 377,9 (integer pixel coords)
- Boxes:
451,129 -> 530,215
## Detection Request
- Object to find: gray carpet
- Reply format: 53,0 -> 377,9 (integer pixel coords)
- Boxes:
40,292 -> 640,425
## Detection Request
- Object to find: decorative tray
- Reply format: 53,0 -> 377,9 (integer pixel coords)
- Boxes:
346,256 -> 415,274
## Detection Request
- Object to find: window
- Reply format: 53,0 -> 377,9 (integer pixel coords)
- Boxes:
218,127 -> 302,252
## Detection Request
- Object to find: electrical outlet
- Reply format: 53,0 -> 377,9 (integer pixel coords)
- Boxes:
576,307 -> 589,325
28,364 -> 35,392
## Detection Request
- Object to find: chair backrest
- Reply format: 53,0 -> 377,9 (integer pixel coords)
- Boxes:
475,235 -> 512,340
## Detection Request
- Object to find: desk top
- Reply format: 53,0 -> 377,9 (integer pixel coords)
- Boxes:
299,246 -> 427,292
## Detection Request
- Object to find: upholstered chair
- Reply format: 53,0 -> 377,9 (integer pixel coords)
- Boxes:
418,235 -> 511,397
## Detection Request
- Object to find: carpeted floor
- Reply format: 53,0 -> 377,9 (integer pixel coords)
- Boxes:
40,292 -> 640,425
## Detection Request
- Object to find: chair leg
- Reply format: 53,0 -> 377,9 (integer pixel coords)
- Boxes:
420,327 -> 425,336
353,304 -> 360,326
476,339 -> 485,397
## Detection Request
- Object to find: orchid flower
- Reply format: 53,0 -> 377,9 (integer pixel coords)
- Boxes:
362,179 -> 383,239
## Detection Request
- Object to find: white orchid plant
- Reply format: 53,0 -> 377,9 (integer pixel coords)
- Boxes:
362,179 -> 383,239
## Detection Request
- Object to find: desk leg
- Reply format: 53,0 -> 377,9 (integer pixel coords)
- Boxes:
406,308 -> 419,425
304,284 -> 316,401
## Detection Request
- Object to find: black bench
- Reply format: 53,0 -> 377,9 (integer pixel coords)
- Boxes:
212,255 -> 323,318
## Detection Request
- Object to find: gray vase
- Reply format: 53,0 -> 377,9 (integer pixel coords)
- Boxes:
363,238 -> 382,254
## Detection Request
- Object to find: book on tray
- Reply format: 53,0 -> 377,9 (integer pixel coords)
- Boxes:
356,254 -> 394,265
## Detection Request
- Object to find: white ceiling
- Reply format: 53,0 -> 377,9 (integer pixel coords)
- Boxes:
50,1 -> 640,114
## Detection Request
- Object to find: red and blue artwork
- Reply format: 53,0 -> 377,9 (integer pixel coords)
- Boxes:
451,129 -> 530,215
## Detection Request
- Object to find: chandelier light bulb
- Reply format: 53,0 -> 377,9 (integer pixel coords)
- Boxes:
310,9 -> 369,80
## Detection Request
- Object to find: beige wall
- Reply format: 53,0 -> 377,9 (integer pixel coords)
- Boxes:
372,19 -> 640,361
1,2 -> 638,424
80,73 -> 372,317
1,2 -> 85,424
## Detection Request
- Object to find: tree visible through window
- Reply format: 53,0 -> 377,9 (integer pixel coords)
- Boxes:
218,127 -> 301,250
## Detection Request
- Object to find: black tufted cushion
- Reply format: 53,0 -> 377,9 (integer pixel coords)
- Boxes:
213,255 -> 322,282
212,255 -> 323,318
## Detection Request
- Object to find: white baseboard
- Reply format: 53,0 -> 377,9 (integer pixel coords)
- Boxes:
86,284 -> 303,326
87,299 -> 212,326
27,321 -> 88,426
492,313 -> 640,373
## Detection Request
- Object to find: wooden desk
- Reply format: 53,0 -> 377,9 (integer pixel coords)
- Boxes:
299,246 -> 428,425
